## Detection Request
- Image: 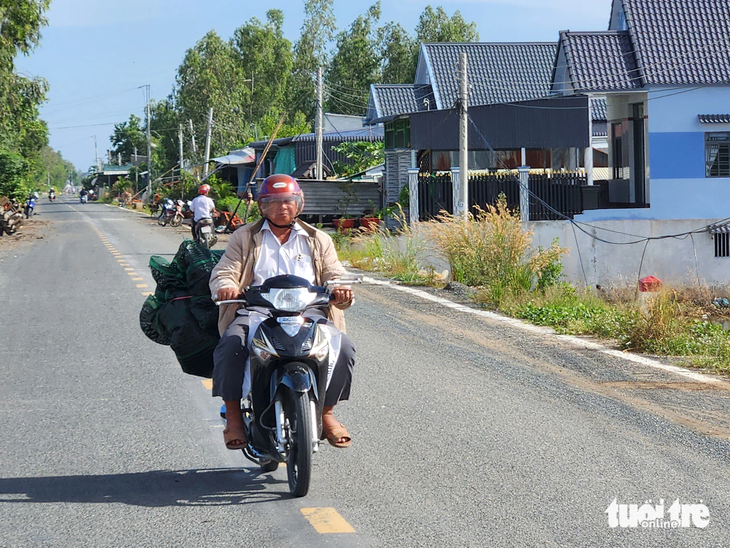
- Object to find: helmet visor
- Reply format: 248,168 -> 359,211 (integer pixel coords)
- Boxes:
258,194 -> 303,216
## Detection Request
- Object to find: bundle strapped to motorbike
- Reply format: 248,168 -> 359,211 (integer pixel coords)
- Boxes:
139,239 -> 223,378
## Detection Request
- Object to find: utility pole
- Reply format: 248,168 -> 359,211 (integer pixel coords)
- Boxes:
316,67 -> 323,180
458,52 -> 469,222
178,124 -> 184,174
188,119 -> 197,155
203,107 -> 213,178
94,135 -> 98,171
134,147 -> 138,194
145,84 -> 152,200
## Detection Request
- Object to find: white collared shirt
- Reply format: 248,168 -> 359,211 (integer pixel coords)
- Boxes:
252,220 -> 315,285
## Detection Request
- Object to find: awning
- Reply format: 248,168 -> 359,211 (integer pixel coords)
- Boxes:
710,223 -> 730,234
698,114 -> 730,124
213,147 -> 255,165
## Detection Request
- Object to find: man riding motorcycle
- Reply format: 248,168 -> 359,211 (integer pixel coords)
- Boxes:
190,184 -> 217,239
209,175 -> 355,450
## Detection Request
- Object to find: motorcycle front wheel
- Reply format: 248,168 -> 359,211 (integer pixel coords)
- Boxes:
170,213 -> 183,227
284,390 -> 314,497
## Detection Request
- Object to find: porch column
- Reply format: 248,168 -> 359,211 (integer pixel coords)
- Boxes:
451,166 -> 460,217
518,166 -> 530,222
408,168 -> 420,227
585,100 -> 594,185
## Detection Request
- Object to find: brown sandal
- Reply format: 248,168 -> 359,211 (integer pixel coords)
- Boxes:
321,422 -> 352,448
223,424 -> 247,450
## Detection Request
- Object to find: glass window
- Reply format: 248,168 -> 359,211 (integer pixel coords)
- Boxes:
706,132 -> 730,177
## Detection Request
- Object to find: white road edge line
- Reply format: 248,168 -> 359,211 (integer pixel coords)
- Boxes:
362,276 -> 728,387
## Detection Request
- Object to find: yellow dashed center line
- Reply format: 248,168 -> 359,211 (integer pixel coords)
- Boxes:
131,277 -> 143,281
300,508 -> 355,534
124,267 -> 134,271
141,292 -> 153,296
136,284 -> 148,288
127,272 -> 138,276
90,225 -> 149,297
201,379 -> 213,390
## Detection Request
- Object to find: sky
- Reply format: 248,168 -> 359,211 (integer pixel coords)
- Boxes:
16,0 -> 613,172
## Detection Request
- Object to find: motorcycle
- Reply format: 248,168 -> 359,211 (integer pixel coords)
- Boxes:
24,197 -> 36,218
216,274 -> 359,497
158,199 -> 184,227
194,217 -> 217,249
80,194 -> 88,204
49,192 -> 55,202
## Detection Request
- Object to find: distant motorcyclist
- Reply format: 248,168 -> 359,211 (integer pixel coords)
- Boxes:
49,189 -> 56,202
79,188 -> 89,204
190,184 -> 217,239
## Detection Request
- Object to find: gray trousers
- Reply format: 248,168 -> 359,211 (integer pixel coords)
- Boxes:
212,311 -> 355,407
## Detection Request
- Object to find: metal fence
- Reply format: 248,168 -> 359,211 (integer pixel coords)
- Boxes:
418,173 -> 453,220
417,171 -> 587,221
528,172 -> 585,221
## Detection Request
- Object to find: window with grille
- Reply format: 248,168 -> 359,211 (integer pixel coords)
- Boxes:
706,132 -> 730,177
715,232 -> 730,257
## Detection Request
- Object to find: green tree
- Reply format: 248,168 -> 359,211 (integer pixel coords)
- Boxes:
289,0 -> 337,121
35,146 -> 77,189
415,6 -> 479,43
331,140 -> 384,177
173,31 -> 250,158
231,10 -> 293,122
0,0 -> 50,199
326,2 -> 382,115
379,22 -> 418,84
110,114 -> 147,163
148,98 -> 180,177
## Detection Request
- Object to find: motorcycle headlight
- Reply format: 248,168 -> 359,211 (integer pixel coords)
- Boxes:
261,288 -> 317,312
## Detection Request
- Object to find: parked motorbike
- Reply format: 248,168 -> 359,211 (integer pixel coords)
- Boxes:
215,274 -> 359,497
194,217 -> 217,249
158,199 -> 184,227
24,197 -> 36,218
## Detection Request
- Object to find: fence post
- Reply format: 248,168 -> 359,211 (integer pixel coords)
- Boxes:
408,168 -> 420,227
518,166 -> 530,222
451,166 -> 460,216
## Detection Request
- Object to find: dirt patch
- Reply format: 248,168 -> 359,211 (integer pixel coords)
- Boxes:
0,219 -> 49,255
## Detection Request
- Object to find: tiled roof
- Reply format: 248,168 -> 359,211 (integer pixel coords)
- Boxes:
422,42 -> 558,108
560,31 -> 642,92
621,0 -> 730,85
248,127 -> 383,148
698,114 -> 730,123
369,84 -> 434,121
591,97 -> 607,121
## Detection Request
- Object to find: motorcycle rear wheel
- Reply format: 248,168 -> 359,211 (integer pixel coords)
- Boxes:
285,390 -> 314,497
201,232 -> 212,248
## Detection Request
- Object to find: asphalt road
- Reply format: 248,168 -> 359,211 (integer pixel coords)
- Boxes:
1,195 -> 730,547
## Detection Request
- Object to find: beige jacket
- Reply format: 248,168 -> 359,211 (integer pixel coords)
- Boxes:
209,219 -> 350,336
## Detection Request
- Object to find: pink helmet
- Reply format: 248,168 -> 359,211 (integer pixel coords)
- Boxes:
198,184 -> 211,195
257,174 -> 304,216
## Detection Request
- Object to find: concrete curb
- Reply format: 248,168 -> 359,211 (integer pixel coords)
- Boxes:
363,275 -> 730,387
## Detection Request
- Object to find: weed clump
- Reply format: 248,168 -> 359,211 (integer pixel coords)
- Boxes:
423,195 -> 566,305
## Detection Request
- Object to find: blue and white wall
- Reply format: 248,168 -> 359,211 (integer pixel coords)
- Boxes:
579,86 -> 730,221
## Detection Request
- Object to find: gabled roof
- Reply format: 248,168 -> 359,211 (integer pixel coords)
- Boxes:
618,0 -> 730,86
365,84 -> 435,124
591,97 -> 607,121
558,31 -> 642,92
419,42 -> 558,109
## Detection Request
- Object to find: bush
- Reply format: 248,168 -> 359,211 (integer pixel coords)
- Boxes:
424,195 -> 567,306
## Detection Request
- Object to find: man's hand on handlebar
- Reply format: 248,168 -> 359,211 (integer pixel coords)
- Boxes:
331,287 -> 353,304
215,287 -> 240,302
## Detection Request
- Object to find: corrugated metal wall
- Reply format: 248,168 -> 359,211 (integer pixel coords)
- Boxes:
410,96 -> 590,150
385,150 -> 411,204
299,180 -> 382,216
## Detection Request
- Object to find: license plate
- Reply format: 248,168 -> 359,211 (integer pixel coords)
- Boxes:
200,226 -> 211,234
